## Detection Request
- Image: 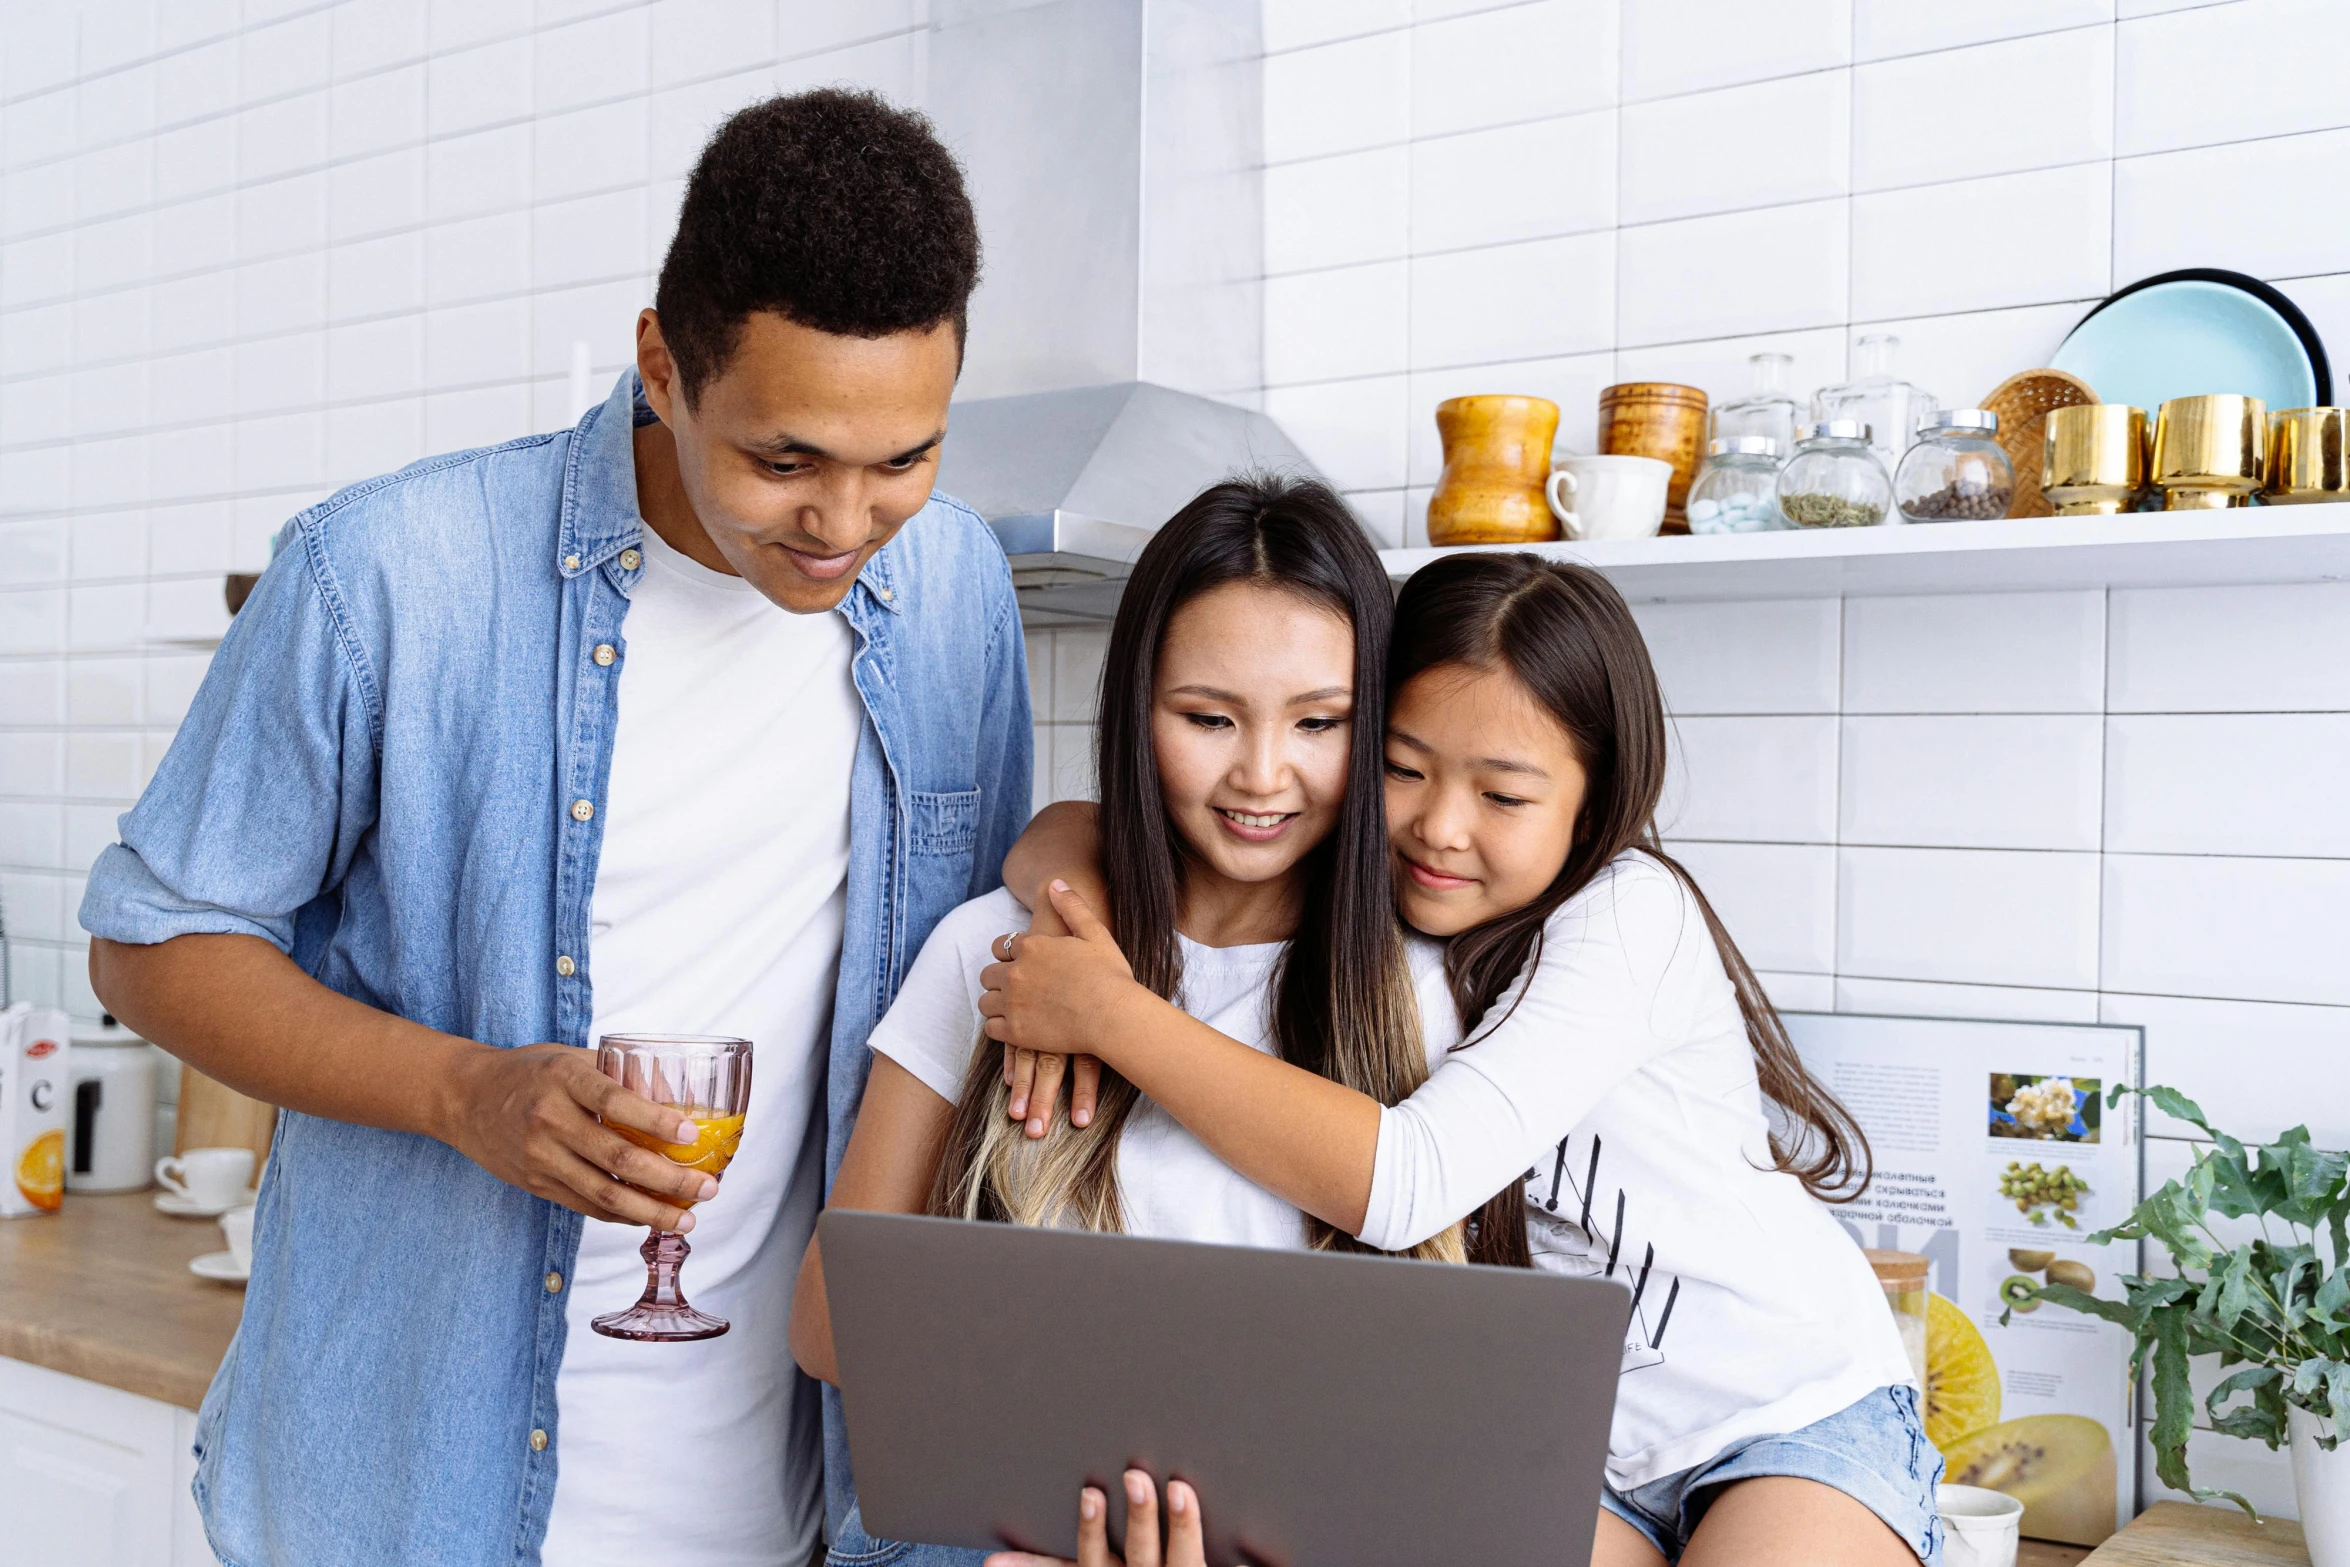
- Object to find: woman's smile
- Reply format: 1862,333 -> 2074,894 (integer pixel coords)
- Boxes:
1214,807 -> 1299,842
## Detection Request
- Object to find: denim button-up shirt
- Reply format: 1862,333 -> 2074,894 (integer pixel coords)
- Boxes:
78,371 -> 1032,1567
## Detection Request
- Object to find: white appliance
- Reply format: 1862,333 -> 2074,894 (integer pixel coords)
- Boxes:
67,1016 -> 157,1193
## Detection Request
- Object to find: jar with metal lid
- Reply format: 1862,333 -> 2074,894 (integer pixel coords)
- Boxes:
1895,409 -> 2014,522
1686,437 -> 1788,534
1775,421 -> 1892,528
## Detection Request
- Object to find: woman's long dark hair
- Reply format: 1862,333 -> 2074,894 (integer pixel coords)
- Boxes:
1389,554 -> 1873,1268
931,475 -> 1461,1260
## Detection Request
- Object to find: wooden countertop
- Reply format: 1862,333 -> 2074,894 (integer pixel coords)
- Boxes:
0,1189 -> 245,1410
2080,1501 -> 2309,1565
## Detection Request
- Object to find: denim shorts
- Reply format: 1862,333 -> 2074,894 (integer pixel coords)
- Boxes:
1599,1384 -> 1945,1565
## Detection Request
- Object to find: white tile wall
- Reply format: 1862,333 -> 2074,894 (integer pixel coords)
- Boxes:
0,0 -> 933,1013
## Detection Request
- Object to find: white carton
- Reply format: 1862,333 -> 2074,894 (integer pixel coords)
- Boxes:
0,1004 -> 72,1216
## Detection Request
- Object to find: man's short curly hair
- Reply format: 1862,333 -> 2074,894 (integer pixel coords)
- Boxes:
655,89 -> 981,401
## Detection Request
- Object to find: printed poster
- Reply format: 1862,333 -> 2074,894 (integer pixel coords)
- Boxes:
1785,1012 -> 2143,1546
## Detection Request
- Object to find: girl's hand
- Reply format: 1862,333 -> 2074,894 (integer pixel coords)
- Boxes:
984,1472 -> 1217,1567
980,883 -> 1140,1137
999,886 -> 1103,1138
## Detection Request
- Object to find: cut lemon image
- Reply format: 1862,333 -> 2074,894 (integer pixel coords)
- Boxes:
1925,1291 -> 2001,1451
16,1128 -> 64,1212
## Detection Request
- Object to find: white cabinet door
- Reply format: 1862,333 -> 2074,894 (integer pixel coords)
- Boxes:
0,1358 -> 219,1567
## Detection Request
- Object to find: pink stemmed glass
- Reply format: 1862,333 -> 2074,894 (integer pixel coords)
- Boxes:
589,1033 -> 753,1343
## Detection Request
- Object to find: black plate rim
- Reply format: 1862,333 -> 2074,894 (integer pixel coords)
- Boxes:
2062,267 -> 2333,408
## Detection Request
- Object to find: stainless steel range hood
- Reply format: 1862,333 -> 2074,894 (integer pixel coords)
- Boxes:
919,0 -> 1311,625
935,381 -> 1321,626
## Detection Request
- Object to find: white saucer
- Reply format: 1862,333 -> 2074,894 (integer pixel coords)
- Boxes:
189,1251 -> 249,1284
155,1191 -> 249,1218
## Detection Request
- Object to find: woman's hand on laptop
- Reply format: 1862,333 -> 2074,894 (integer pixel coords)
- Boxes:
985,1471 -> 1216,1567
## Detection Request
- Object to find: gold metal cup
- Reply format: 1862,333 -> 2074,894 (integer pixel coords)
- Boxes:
2262,407 -> 2350,504
2152,394 -> 2265,509
2042,404 -> 2146,515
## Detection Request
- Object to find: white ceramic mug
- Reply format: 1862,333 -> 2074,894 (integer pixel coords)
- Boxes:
1545,454 -> 1673,541
1937,1483 -> 2023,1567
219,1205 -> 256,1270
156,1147 -> 255,1210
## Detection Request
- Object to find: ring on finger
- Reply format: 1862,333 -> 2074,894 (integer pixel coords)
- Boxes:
994,932 -> 1018,960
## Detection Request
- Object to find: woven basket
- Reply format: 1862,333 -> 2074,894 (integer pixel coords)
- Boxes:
1982,369 -> 2098,518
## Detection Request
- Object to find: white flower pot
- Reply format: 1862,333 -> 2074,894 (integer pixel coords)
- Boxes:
2293,1405 -> 2348,1567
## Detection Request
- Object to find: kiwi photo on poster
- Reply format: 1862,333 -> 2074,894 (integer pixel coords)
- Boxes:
1783,1013 -> 2143,1549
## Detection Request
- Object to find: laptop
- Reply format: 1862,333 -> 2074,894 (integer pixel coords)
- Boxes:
820,1210 -> 1629,1567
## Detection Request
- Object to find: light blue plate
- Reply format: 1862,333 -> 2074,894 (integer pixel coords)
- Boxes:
2050,279 -> 2320,414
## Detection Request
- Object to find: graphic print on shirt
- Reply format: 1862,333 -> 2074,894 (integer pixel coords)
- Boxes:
1523,1132 -> 1682,1374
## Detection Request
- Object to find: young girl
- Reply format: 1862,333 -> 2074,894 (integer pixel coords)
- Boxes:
983,553 -> 1942,1567
788,476 -> 1460,1567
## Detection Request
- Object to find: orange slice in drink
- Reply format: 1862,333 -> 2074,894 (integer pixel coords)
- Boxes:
613,1111 -> 745,1181
16,1128 -> 65,1212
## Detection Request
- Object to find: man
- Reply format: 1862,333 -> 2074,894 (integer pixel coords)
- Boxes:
80,91 -> 1029,1567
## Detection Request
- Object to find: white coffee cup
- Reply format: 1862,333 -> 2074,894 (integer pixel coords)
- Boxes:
1545,454 -> 1673,541
156,1147 -> 255,1210
1937,1483 -> 2023,1567
219,1205 -> 256,1270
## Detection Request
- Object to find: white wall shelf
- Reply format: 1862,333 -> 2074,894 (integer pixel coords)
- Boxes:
1376,504 -> 2350,602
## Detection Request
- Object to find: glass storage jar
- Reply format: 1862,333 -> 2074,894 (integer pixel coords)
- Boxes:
1686,437 -> 1788,533
1896,409 -> 2014,522
1865,1249 -> 1931,1391
1775,422 -> 1892,528
1813,333 -> 1938,477
1710,352 -> 1800,454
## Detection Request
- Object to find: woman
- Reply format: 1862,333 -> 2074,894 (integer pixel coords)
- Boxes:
789,475 -> 1459,1566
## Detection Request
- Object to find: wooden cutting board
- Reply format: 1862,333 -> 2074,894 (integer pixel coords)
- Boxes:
174,1064 -> 277,1166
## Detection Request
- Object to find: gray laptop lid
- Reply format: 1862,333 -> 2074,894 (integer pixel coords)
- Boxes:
822,1210 -> 1628,1567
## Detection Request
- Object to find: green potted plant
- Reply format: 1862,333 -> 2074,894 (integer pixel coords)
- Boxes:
2010,1086 -> 2345,1564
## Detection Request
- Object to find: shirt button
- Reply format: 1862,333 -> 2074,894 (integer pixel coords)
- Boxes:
877,586 -> 893,601
592,644 -> 616,666
544,1271 -> 564,1294
569,799 -> 594,823
563,554 -> 580,572
530,1428 -> 549,1452
618,548 -> 642,571
554,955 -> 575,977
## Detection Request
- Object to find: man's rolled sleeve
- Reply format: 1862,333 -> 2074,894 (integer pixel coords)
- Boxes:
79,519 -> 381,955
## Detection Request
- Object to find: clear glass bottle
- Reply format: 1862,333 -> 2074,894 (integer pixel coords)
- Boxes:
1710,352 -> 1799,454
1686,437 -> 1788,534
1895,409 -> 2014,523
1775,421 -> 1892,528
1813,334 -> 1938,477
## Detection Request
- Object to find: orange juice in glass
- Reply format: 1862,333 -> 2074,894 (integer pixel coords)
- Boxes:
590,1034 -> 753,1342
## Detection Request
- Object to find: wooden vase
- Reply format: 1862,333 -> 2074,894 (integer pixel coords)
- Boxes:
1427,395 -> 1562,545
1598,382 -> 1709,534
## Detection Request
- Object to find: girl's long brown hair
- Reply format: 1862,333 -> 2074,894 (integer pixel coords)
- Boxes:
928,475 -> 1462,1262
1389,554 -> 1872,1269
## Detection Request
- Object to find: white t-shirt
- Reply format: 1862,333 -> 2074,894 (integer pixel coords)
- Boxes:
1362,851 -> 1916,1491
542,524 -> 862,1567
870,886 -> 1460,1248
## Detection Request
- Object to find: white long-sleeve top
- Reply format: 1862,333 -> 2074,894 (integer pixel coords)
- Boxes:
1363,850 -> 1914,1490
